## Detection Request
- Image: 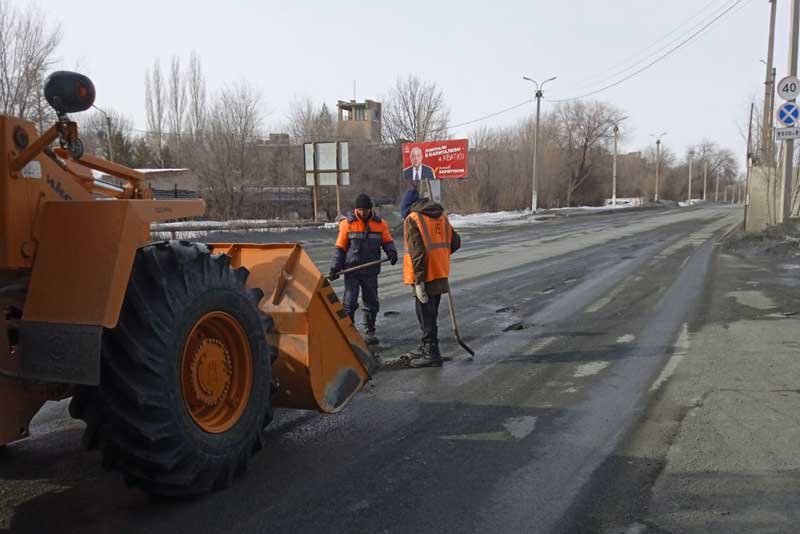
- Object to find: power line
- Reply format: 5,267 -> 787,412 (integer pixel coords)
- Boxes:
445,0 -> 749,132
571,0 -> 728,92
449,99 -> 533,130
549,0 -> 752,103
89,0 -> 750,140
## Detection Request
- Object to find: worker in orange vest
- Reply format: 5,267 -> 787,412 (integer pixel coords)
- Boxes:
403,196 -> 461,367
330,194 -> 398,344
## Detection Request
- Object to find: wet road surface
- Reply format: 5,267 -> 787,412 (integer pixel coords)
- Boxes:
0,205 -> 742,534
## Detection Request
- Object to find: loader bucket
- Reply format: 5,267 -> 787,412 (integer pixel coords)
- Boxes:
209,243 -> 378,413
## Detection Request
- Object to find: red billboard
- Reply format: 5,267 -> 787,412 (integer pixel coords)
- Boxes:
402,139 -> 469,180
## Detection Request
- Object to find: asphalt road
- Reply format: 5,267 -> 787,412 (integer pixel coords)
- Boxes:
0,205 -> 742,534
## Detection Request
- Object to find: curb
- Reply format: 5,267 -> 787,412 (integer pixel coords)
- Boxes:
717,221 -> 744,243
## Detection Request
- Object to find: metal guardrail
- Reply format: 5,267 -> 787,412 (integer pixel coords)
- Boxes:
151,219 -> 329,239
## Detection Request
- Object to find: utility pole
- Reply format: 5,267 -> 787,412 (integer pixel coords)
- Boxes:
688,150 -> 695,202
784,0 -> 800,226
715,169 -> 720,202
703,160 -> 708,201
523,75 -> 556,212
93,105 -> 115,162
762,0 -> 778,164
612,125 -> 619,207
651,132 -> 667,202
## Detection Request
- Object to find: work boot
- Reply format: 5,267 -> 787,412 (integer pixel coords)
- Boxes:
363,313 -> 379,345
409,342 -> 443,368
408,344 -> 425,359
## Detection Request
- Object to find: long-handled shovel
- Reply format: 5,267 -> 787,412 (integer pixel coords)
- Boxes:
446,289 -> 475,359
327,258 -> 391,280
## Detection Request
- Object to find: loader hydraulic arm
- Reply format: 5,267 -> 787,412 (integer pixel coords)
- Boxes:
10,124 -> 60,174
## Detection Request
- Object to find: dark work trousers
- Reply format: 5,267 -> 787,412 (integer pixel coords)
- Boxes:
343,275 -> 380,321
415,294 -> 442,343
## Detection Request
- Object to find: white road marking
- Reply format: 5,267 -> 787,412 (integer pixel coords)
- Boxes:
585,278 -> 632,313
441,416 -> 539,442
616,334 -> 635,344
503,416 -> 539,439
528,336 -> 559,354
574,361 -> 610,378
650,322 -> 690,392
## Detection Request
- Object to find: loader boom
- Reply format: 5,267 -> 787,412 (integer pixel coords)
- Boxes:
0,72 -> 376,496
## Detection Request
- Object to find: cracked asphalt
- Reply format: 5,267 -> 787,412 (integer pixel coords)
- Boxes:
0,205 -> 749,534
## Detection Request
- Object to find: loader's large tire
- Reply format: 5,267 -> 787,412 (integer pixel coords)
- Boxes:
73,241 -> 274,497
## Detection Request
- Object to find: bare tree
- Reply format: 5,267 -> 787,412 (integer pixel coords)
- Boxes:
382,75 -> 450,143
287,98 -> 337,143
145,60 -> 166,165
185,51 -> 207,140
79,108 -> 135,163
0,2 -> 62,128
554,100 -> 626,205
197,82 -> 265,218
167,55 -> 187,162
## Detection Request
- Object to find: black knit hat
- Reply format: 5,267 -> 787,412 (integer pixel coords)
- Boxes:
355,193 -> 373,209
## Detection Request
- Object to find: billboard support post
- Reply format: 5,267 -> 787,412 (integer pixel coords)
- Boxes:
304,141 -> 349,222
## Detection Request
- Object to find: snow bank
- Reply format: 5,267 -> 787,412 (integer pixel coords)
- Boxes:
448,210 -> 535,228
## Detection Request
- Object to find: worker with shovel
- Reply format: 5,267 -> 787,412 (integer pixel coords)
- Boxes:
330,194 -> 398,345
403,196 -> 461,368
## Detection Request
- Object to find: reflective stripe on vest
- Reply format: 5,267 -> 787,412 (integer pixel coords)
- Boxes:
403,211 -> 452,285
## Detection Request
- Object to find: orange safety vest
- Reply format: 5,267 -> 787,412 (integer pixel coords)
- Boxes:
403,211 -> 452,285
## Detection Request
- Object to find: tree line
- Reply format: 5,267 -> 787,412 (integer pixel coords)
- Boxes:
1,0 -> 744,219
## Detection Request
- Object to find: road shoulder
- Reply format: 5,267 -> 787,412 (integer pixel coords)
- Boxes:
561,241 -> 800,534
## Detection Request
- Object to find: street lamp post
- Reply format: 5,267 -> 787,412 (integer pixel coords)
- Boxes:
612,125 -> 619,207
650,132 -> 667,201
610,117 -> 628,207
93,105 -> 115,163
523,75 -> 556,212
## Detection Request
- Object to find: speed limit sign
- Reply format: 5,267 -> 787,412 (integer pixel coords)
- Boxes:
778,75 -> 800,101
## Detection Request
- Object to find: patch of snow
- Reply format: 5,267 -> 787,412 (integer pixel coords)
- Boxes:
616,334 -> 635,344
448,209 -> 534,228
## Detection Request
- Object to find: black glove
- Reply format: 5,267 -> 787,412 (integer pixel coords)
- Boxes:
328,268 -> 340,280
388,250 -> 398,265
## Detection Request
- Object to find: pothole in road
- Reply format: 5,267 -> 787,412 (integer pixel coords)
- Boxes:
383,311 -> 400,317
503,322 -> 525,332
495,306 -> 514,313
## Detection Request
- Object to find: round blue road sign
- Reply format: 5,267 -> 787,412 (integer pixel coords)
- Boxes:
778,102 -> 800,127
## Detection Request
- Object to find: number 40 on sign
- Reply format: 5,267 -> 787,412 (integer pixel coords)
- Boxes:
778,75 -> 800,101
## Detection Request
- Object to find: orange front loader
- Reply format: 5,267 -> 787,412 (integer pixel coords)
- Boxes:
0,72 -> 376,496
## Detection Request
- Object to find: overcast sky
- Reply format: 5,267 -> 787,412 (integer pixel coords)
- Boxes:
35,0 -> 789,167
